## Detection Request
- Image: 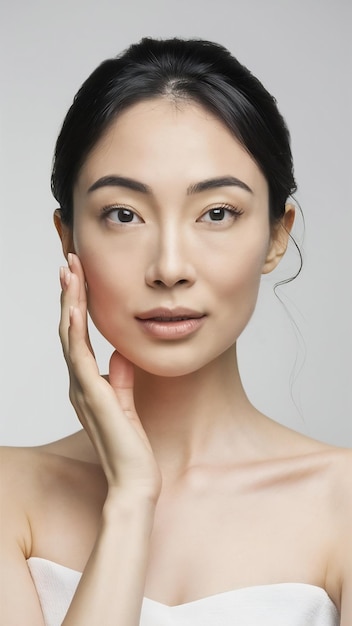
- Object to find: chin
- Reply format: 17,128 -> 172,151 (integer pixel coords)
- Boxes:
127,353 -> 207,378
103,339 -> 207,378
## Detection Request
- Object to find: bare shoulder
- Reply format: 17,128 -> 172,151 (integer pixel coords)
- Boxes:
319,445 -> 352,620
35,428 -> 98,462
0,435 -> 101,625
1,444 -> 52,503
258,418 -> 352,519
309,440 -> 352,493
323,445 -> 352,487
322,444 -> 352,518
0,446 -> 36,557
0,447 -> 47,624
294,430 -> 352,496
1,429 -> 95,490
260,412 -> 351,476
259,426 -> 351,611
0,431 -> 102,550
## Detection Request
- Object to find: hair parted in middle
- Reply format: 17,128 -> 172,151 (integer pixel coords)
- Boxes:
51,37 -> 297,226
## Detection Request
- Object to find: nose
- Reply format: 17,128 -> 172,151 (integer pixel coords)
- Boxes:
145,224 -> 196,289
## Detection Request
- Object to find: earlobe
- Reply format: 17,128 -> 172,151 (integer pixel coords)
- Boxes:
53,209 -> 75,259
262,204 -> 295,274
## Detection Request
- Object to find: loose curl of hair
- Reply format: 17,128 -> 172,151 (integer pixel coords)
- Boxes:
51,37 -> 297,227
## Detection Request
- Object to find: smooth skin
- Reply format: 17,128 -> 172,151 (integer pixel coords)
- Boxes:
1,99 -> 351,625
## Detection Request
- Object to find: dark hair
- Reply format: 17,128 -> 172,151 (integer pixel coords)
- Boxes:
51,37 -> 297,226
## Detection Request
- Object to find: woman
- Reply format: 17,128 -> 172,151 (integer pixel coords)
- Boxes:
1,38 -> 350,625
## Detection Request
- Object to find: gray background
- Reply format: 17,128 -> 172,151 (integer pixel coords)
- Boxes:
1,0 -> 351,447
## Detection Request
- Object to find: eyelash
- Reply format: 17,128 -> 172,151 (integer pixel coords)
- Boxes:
100,205 -> 142,223
198,204 -> 244,223
100,203 -> 244,224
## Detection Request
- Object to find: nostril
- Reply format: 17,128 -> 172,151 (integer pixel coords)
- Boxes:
152,278 -> 189,288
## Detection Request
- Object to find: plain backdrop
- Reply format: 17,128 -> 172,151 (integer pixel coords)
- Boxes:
0,0 -> 351,447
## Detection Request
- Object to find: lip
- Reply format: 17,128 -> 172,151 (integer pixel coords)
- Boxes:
136,307 -> 205,321
135,307 -> 206,339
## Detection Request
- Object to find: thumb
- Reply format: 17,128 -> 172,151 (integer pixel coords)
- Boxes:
109,351 -> 135,414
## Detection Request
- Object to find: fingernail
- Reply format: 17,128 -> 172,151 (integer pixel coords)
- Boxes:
68,252 -> 73,267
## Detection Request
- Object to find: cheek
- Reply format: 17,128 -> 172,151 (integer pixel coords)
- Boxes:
209,233 -> 269,334
206,222 -> 269,291
76,243 -> 135,337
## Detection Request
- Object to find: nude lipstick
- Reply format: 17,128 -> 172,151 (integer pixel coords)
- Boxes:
135,307 -> 206,339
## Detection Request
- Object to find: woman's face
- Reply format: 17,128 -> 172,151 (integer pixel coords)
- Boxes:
68,99 -> 286,376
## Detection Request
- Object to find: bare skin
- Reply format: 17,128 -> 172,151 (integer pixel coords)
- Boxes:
1,99 -> 351,624
2,423 -> 351,618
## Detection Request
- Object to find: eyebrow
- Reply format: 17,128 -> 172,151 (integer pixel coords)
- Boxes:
87,174 -> 253,195
187,176 -> 253,195
88,175 -> 151,194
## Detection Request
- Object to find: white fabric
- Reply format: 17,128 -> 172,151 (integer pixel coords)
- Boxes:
27,557 -> 339,626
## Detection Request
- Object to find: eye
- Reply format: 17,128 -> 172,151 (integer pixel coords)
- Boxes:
198,205 -> 244,224
101,206 -> 143,224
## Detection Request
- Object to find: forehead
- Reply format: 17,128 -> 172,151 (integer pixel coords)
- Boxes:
75,98 -> 268,199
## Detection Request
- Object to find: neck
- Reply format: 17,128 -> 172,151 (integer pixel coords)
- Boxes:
133,345 -> 260,477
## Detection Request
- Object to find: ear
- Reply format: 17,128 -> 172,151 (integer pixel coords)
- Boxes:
262,203 -> 295,274
53,209 -> 75,259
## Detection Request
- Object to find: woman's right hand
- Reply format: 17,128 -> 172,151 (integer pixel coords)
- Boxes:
59,253 -> 162,501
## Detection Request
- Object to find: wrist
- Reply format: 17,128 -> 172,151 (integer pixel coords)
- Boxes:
102,488 -> 158,529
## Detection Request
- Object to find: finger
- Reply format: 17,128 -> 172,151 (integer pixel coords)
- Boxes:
108,351 -> 151,447
59,266 -> 81,358
68,253 -> 87,312
109,349 -> 133,388
68,253 -> 95,356
67,314 -> 131,440
67,305 -> 100,381
109,351 -> 144,430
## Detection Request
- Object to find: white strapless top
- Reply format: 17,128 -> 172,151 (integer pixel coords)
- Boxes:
27,557 -> 339,626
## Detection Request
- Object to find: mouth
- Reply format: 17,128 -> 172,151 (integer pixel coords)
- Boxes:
136,307 -> 205,321
151,316 -> 195,322
135,308 -> 206,339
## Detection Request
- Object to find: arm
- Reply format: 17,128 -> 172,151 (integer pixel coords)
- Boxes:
59,255 -> 161,625
1,449 -> 46,626
2,254 -> 161,626
1,454 -> 157,626
61,491 -> 156,626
